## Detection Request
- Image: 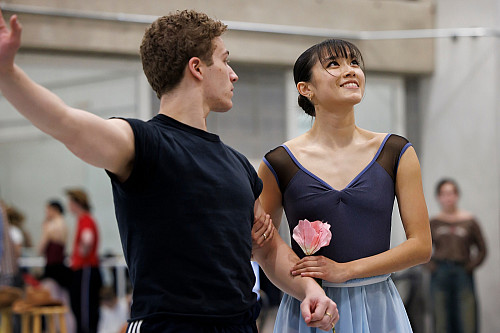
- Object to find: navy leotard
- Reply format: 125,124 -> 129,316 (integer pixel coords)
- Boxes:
264,134 -> 412,263
265,133 -> 415,333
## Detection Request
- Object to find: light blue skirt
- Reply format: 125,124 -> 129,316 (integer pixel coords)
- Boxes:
273,274 -> 413,333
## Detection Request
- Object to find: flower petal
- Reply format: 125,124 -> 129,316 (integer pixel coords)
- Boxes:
292,219 -> 332,255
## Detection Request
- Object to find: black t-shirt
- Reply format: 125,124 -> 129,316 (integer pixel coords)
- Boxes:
107,114 -> 263,323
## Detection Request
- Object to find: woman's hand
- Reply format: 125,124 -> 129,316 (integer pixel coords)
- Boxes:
251,207 -> 275,249
291,255 -> 349,283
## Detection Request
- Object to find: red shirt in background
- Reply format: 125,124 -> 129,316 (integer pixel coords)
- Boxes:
71,213 -> 99,270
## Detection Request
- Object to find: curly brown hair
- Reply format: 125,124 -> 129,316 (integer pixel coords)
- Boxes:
140,10 -> 227,99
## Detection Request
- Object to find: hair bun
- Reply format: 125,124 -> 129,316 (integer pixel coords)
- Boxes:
298,95 -> 315,117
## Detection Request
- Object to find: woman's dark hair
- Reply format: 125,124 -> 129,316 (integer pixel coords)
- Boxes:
293,39 -> 364,116
435,178 -> 460,196
48,200 -> 64,214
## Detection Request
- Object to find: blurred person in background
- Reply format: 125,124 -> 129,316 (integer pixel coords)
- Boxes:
260,39 -> 431,333
66,189 -> 101,333
0,199 -> 4,264
38,199 -> 76,332
0,200 -> 20,289
38,200 -> 71,289
97,285 -> 129,333
427,178 -> 487,333
5,205 -> 32,257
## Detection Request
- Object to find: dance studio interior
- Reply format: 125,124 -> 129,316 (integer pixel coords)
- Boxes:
0,1 -> 499,332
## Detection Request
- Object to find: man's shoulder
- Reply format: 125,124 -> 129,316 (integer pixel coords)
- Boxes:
222,143 -> 252,165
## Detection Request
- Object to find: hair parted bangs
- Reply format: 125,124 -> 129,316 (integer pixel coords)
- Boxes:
316,39 -> 364,70
293,38 -> 365,117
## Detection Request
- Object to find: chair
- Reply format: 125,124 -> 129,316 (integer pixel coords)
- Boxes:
12,286 -> 68,333
17,305 -> 68,333
0,286 -> 23,333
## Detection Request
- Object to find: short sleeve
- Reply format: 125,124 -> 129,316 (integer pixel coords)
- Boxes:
105,118 -> 161,191
263,146 -> 299,194
227,146 -> 263,200
252,176 -> 263,200
375,134 -> 412,182
243,156 -> 263,200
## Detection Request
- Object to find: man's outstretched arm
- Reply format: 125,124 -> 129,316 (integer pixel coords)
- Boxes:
0,10 -> 135,180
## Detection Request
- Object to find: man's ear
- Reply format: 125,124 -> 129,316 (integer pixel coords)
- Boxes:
187,57 -> 203,81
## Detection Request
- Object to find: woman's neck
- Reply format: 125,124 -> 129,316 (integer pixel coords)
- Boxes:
441,207 -> 458,215
437,207 -> 471,222
307,106 -> 357,147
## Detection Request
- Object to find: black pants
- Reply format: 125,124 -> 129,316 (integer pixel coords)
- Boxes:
70,267 -> 102,333
126,302 -> 260,333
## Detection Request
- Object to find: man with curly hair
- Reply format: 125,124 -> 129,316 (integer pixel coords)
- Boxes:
0,9 -> 338,333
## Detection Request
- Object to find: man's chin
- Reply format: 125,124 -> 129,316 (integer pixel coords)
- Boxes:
211,103 -> 232,113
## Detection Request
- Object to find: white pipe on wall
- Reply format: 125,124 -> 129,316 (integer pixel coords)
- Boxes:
1,3 -> 500,40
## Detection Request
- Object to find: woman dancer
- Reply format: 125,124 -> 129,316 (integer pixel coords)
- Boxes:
38,200 -> 71,290
259,39 -> 431,332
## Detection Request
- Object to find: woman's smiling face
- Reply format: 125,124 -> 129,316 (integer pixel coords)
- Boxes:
309,53 -> 365,108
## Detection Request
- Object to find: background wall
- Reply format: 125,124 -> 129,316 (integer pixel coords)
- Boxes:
1,0 -> 434,72
419,1 -> 500,331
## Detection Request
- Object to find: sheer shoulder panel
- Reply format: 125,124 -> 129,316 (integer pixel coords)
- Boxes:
375,135 -> 412,182
263,146 -> 300,194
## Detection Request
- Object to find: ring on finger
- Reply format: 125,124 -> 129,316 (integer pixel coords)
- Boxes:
263,233 -> 267,240
325,312 -> 333,319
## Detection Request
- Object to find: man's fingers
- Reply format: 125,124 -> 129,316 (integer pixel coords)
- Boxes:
306,301 -> 338,331
299,300 -> 312,324
320,303 -> 339,331
252,214 -> 273,247
264,217 -> 274,234
252,220 -> 265,232
10,15 -> 22,37
309,299 -> 328,323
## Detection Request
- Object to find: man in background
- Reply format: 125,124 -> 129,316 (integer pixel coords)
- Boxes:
67,189 -> 101,333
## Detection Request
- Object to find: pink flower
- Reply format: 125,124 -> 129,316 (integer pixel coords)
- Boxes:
292,219 -> 332,255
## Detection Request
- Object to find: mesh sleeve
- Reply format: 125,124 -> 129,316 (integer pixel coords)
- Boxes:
375,134 -> 412,182
263,146 -> 299,194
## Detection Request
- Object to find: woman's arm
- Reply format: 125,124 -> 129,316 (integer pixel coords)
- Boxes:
252,199 -> 338,331
467,218 -> 487,271
256,161 -> 339,330
292,147 -> 432,282
257,161 -> 284,229
37,221 -> 49,255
